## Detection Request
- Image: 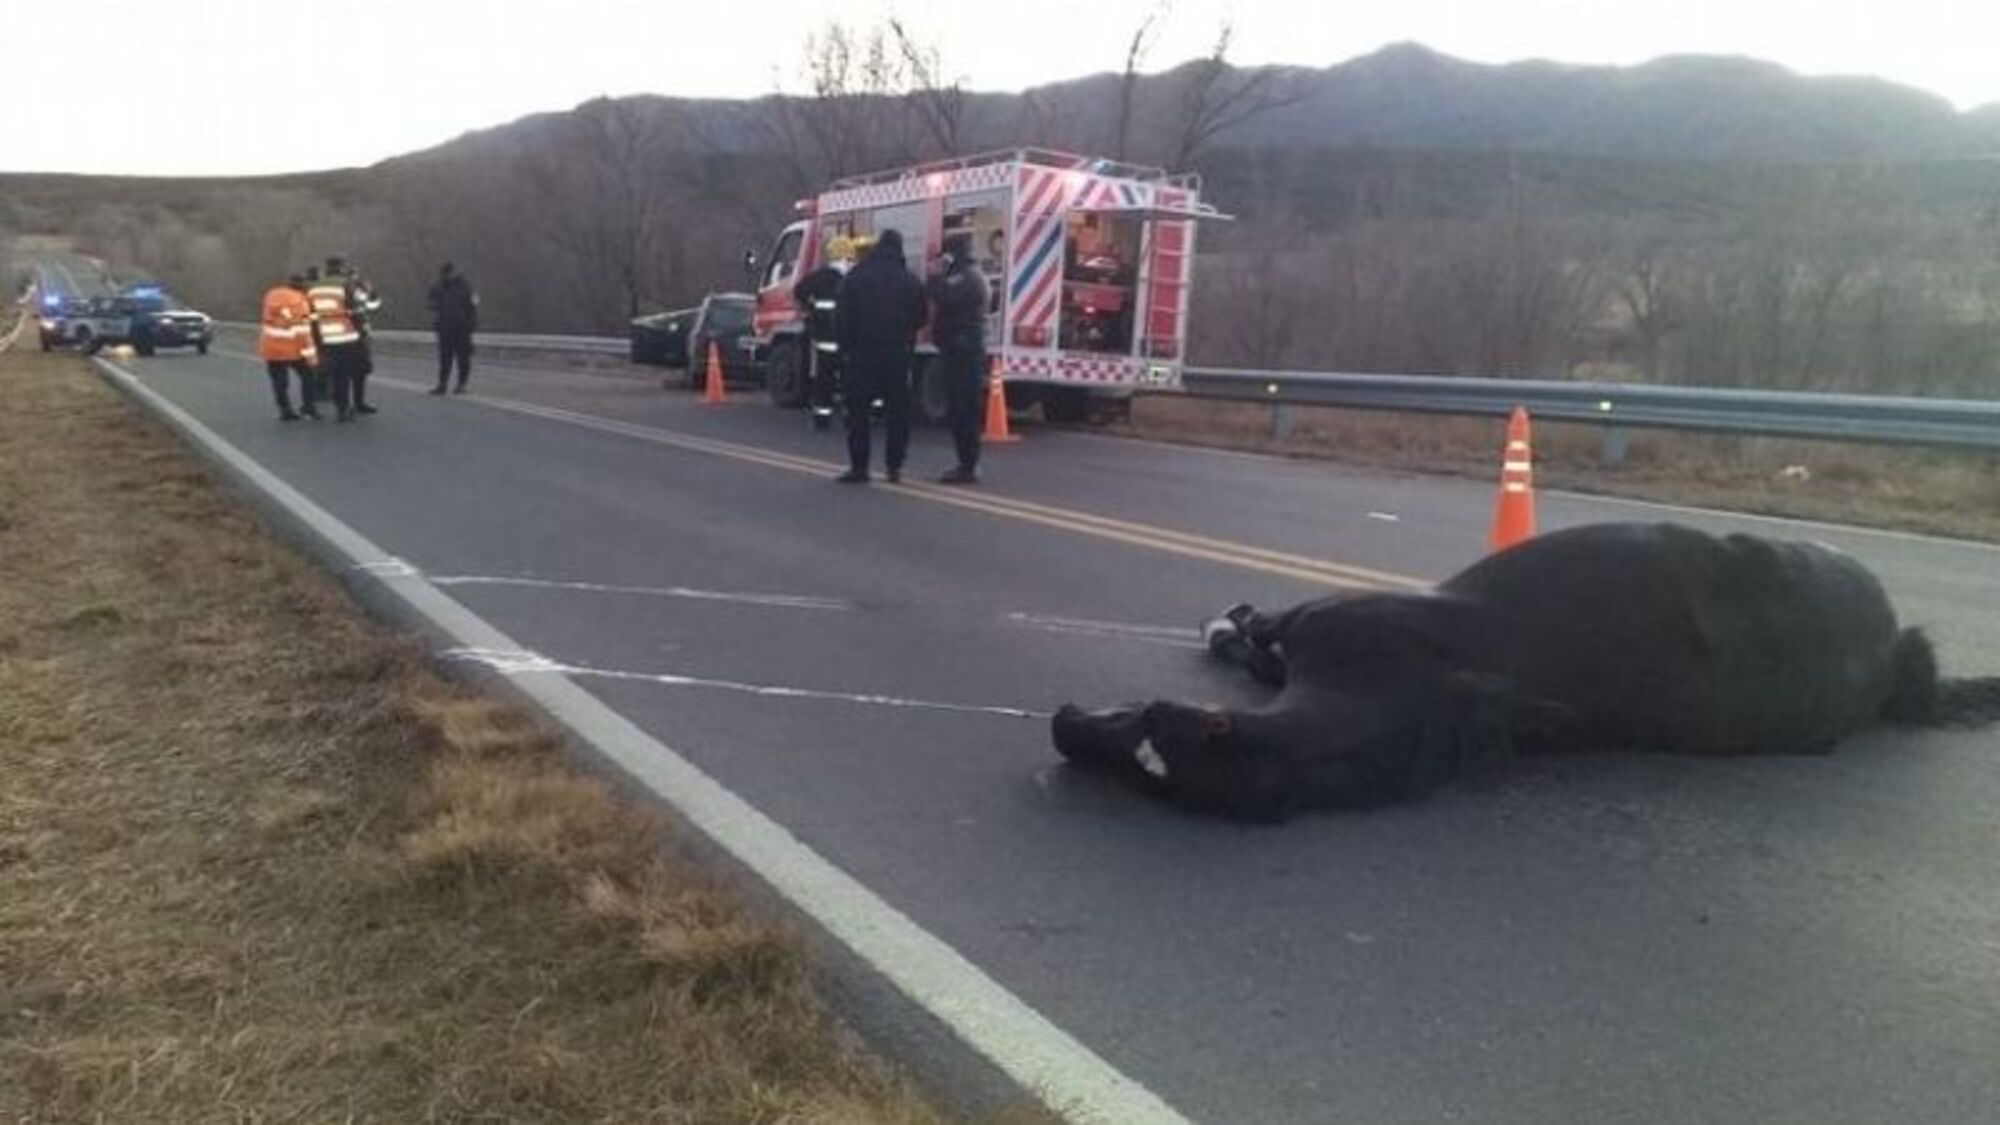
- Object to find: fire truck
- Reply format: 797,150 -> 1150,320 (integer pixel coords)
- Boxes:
745,148 -> 1226,424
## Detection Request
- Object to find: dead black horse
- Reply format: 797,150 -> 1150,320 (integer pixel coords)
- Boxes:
1052,522 -> 2000,822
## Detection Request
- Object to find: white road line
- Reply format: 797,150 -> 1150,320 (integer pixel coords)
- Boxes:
1006,612 -> 1205,650
91,356 -> 1189,1125
1560,489 -> 2000,554
1074,416 -> 2000,553
444,647 -> 1049,720
431,574 -> 855,611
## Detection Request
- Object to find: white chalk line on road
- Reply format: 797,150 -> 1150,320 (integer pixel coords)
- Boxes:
93,355 -> 1191,1125
1006,612 -> 1206,650
430,574 -> 856,610
444,647 -> 1050,720
350,557 -> 856,611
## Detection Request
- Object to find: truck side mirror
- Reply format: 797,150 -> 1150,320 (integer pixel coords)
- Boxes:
742,250 -> 759,283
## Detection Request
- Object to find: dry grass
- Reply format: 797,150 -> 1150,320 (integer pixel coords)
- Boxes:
1119,396 -> 2000,542
0,348 -> 960,1122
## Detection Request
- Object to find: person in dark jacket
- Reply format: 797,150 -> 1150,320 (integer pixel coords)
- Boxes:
834,228 -> 926,483
426,262 -> 479,395
791,235 -> 856,431
925,234 -> 990,483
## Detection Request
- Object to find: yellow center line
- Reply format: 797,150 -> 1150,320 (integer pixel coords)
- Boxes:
219,349 -> 1429,591
468,390 -> 1428,592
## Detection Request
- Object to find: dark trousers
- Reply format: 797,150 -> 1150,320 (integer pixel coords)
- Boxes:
436,327 -> 473,389
842,347 -> 912,473
351,338 -> 374,407
809,344 -> 840,416
264,360 -> 316,415
940,347 -> 986,471
321,342 -> 361,414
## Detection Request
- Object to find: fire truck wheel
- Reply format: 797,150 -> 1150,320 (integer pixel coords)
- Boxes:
914,357 -> 950,426
766,342 -> 807,408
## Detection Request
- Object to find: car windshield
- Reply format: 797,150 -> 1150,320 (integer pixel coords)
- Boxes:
705,301 -> 751,331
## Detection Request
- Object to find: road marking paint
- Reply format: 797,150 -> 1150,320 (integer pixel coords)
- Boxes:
1561,489 -> 2000,555
431,575 -> 855,611
1367,511 -> 1401,522
1006,612 -> 1205,649
353,557 -> 419,576
93,354 -> 1191,1125
444,647 -> 1049,719
356,370 -> 1426,592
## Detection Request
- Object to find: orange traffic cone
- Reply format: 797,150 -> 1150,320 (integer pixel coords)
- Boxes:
701,340 -> 728,404
1489,406 -> 1536,552
982,357 -> 1020,444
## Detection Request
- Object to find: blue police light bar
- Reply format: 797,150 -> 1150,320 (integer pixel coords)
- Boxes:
42,293 -> 58,308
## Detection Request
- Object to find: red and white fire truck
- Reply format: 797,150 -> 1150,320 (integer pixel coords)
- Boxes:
745,148 -> 1226,423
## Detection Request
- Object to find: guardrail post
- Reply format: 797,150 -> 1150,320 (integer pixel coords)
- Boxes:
1270,403 -> 1295,441
1601,425 -> 1630,467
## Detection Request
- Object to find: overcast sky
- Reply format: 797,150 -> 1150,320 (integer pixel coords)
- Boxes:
9,0 -> 1997,176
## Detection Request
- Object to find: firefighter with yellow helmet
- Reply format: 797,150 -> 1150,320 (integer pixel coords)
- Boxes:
790,233 -> 865,431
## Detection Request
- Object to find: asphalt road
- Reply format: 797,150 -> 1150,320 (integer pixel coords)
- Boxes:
30,250 -> 116,306
106,332 -> 2000,1124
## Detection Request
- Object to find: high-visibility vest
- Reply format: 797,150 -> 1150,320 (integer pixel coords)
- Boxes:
258,285 -> 318,363
308,280 -> 360,346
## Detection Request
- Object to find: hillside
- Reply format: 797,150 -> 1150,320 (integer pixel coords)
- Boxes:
5,42 -> 1999,398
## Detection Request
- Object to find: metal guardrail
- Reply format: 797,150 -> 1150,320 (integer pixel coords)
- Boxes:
217,322 -> 628,356
217,323 -> 2000,452
1178,367 -> 2000,453
363,328 -> 629,355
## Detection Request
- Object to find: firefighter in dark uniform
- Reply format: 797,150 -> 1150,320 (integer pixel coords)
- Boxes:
834,228 -> 925,483
925,233 -> 991,483
790,234 -> 859,431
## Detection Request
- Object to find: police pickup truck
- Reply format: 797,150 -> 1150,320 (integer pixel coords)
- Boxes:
71,286 -> 214,356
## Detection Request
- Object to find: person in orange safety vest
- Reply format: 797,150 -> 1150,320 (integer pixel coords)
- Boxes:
308,255 -> 380,421
258,273 -> 320,421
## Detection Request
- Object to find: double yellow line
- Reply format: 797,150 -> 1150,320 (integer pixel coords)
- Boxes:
459,389 -> 1428,592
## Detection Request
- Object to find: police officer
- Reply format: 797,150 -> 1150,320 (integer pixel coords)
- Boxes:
307,258 -> 365,422
834,229 -> 925,483
322,255 -> 383,414
925,233 -> 990,484
791,234 -> 859,431
426,261 -> 478,394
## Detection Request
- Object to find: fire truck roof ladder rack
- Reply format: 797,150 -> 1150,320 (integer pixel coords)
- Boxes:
827,148 -> 1174,190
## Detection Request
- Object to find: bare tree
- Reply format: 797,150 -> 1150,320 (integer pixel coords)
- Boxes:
519,97 -> 682,326
1112,4 -> 1168,161
1167,22 -> 1304,170
1014,86 -> 1082,150
762,20 -> 914,189
889,18 -> 970,158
